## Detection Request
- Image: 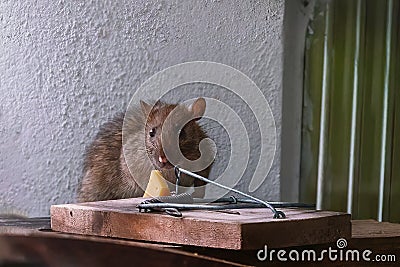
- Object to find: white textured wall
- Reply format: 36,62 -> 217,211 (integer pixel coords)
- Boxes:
0,0 -> 285,216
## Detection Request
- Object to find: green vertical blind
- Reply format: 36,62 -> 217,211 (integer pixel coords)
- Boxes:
300,0 -> 400,222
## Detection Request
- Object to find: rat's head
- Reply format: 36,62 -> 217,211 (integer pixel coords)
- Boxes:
141,98 -> 207,171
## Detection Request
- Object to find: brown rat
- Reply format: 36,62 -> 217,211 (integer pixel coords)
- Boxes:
77,98 -> 213,202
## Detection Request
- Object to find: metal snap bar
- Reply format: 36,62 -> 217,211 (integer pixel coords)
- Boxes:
164,208 -> 182,217
174,166 -> 181,195
174,166 -> 286,219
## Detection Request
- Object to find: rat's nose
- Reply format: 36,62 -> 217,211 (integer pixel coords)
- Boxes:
158,156 -> 168,164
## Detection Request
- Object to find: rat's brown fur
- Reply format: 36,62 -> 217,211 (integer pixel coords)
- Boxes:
77,99 -> 212,202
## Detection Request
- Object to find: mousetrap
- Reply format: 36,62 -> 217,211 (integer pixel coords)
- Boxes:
51,167 -> 351,250
137,166 -> 311,218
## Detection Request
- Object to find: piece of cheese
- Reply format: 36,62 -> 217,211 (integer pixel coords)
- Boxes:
143,170 -> 171,198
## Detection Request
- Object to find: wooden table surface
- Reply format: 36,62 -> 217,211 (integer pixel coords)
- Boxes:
0,216 -> 243,267
1,217 -> 399,266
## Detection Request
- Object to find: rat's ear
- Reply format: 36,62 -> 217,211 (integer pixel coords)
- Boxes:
140,100 -> 152,115
189,97 -> 206,120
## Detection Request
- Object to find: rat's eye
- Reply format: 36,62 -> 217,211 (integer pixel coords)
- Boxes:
149,128 -> 156,137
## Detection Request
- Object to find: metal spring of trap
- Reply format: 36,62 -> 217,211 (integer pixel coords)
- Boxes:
137,166 -> 288,219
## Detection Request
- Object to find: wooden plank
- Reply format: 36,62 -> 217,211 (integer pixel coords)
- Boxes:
0,233 -> 244,267
0,216 -> 50,229
351,219 -> 400,250
50,198 -> 351,250
182,220 -> 400,266
1,218 -> 396,266
352,219 -> 400,239
0,216 -> 51,235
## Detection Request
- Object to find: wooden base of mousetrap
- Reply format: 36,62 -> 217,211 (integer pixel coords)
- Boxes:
50,198 -> 351,250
